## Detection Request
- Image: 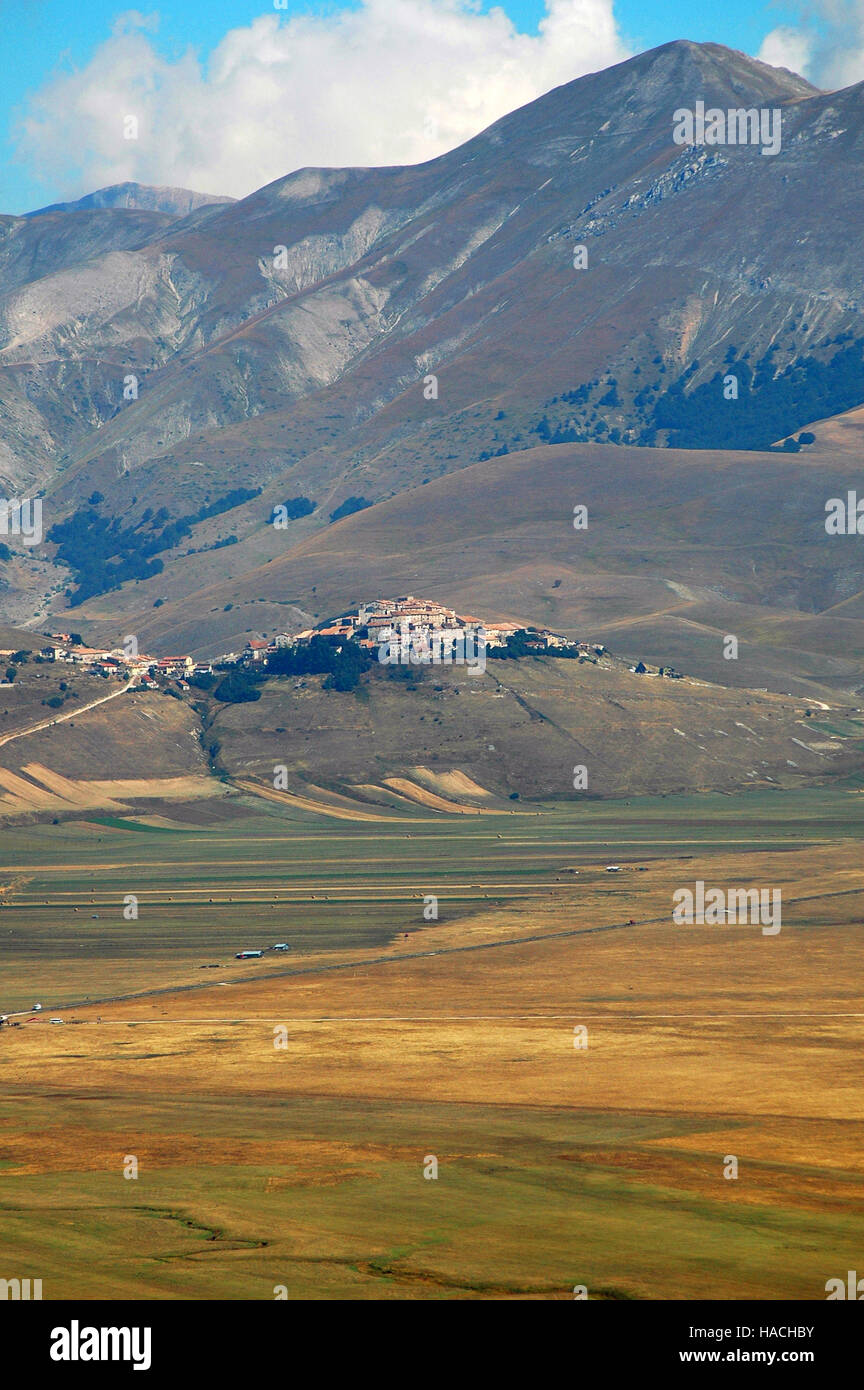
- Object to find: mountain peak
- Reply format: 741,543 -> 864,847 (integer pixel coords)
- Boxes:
549,38 -> 821,122
25,181 -> 235,219
633,38 -> 819,98
452,38 -> 821,173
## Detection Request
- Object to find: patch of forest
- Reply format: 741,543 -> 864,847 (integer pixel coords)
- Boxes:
47,487 -> 262,604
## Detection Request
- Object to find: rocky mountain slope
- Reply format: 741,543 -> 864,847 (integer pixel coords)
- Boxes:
0,40 -> 862,663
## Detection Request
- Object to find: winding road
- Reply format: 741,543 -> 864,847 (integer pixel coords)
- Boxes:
0,677 -> 134,752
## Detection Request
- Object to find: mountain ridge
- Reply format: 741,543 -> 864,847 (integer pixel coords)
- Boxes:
0,40 -> 862,666
25,181 -> 236,219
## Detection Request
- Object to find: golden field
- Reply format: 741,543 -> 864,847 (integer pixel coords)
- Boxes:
1,787 -> 862,1299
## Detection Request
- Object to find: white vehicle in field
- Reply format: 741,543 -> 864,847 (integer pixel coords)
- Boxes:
605,865 -> 621,873
235,949 -> 264,959
272,943 -> 290,952
32,1002 -> 43,1010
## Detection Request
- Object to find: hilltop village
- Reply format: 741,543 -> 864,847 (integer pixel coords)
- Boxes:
31,596 -> 588,685
229,595 -> 589,667
26,596 -> 682,686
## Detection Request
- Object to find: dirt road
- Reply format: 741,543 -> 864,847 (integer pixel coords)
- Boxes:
0,678 -> 134,751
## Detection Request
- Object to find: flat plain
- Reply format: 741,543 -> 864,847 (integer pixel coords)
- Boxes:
1,785 -> 862,1299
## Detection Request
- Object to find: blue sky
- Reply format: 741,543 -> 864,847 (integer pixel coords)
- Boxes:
0,0 -> 833,213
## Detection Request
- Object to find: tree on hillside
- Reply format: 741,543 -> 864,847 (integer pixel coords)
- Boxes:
213,671 -> 262,703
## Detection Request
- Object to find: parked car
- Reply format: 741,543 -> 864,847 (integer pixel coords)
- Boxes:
272,943 -> 290,952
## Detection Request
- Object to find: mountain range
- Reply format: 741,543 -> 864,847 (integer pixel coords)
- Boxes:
24,182 -> 236,219
1,39 -> 863,697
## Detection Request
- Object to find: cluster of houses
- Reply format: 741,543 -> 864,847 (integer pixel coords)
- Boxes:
231,595 -> 591,668
39,634 -> 212,689
35,599 -> 677,687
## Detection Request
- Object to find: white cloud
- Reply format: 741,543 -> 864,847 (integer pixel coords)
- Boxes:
758,3 -> 864,90
15,0 -> 628,203
757,26 -> 813,79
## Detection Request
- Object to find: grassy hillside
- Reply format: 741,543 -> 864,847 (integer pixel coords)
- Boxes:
203,655 -> 864,801
81,438 -> 864,701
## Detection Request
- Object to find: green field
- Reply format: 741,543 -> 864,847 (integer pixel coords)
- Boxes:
0,784 -> 856,1012
3,1094 -> 862,1301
